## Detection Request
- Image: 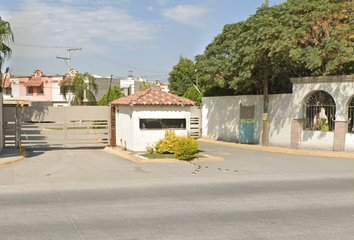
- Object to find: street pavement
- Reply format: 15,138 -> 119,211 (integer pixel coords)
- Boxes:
1,140 -> 354,239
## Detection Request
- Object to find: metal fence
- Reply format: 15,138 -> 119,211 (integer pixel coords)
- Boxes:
304,91 -> 336,131
4,106 -> 110,148
305,105 -> 335,131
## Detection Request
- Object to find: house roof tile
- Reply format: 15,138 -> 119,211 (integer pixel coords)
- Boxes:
58,75 -> 75,86
110,88 -> 196,106
24,77 -> 43,87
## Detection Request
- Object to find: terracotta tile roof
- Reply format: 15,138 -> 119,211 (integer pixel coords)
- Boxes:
111,88 -> 196,106
24,77 -> 43,87
3,79 -> 11,88
58,75 -> 75,86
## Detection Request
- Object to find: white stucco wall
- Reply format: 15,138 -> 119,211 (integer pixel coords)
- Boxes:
202,95 -> 263,143
300,130 -> 334,150
268,94 -> 296,148
115,106 -> 135,151
202,94 -> 294,147
345,134 -> 354,151
292,77 -> 354,121
11,78 -> 20,97
52,76 -> 68,106
116,105 -> 193,152
201,76 -> 354,151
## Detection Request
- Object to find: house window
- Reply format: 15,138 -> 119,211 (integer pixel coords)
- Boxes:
37,87 -> 44,94
139,119 -> 186,129
26,87 -> 33,95
5,87 -> 12,95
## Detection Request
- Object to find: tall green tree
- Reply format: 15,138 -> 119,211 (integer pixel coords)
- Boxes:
0,17 -> 14,91
60,72 -> 98,105
196,0 -> 354,96
168,56 -> 196,96
183,87 -> 202,106
98,86 -> 125,106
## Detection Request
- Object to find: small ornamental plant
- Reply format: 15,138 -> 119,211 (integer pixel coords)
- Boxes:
150,130 -> 198,160
155,129 -> 179,154
146,145 -> 154,154
173,135 -> 198,160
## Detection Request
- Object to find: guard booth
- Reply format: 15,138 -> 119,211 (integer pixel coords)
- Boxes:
239,105 -> 255,144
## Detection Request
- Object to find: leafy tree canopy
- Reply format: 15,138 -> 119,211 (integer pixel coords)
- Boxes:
196,0 -> 354,96
183,86 -> 202,106
98,85 -> 125,106
0,16 -> 14,92
168,56 -> 196,96
60,72 -> 98,106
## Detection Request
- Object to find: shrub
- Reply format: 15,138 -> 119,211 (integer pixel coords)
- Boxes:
173,135 -> 198,160
155,130 -> 179,154
146,145 -> 154,154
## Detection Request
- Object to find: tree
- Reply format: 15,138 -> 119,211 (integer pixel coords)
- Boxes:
60,72 -> 98,105
196,0 -> 354,96
168,56 -> 196,96
183,87 -> 202,106
98,86 -> 125,106
0,17 -> 14,91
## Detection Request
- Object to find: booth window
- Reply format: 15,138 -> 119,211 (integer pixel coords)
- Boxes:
140,119 -> 186,129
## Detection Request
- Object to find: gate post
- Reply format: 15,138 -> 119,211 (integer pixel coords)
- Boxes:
15,104 -> 20,148
333,121 -> 347,151
290,119 -> 304,149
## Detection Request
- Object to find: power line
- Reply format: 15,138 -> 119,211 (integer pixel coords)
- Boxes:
12,42 -> 70,49
82,48 -> 167,74
10,41 -> 170,76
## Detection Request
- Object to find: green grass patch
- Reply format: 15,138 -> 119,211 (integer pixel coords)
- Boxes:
140,153 -> 208,160
45,127 -> 93,130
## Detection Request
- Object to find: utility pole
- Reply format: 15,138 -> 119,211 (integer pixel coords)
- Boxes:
106,74 -> 113,106
262,0 -> 269,147
57,48 -> 82,106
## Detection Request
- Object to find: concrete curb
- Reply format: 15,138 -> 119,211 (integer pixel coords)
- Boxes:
103,147 -> 225,163
0,149 -> 27,168
198,138 -> 354,159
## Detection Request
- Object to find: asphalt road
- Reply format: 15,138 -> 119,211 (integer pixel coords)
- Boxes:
1,142 -> 354,239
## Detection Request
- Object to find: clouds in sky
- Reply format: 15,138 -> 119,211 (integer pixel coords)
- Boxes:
162,5 -> 211,28
1,0 -> 215,77
6,0 -> 209,57
6,0 -> 162,58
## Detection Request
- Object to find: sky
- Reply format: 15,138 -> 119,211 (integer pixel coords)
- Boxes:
1,0 -> 287,83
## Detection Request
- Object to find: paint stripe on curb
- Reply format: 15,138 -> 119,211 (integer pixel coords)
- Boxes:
103,147 -> 225,163
198,138 -> 354,159
0,149 -> 27,168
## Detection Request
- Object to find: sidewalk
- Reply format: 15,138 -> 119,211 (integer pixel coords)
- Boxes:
198,138 -> 354,159
104,138 -> 354,163
0,148 -> 26,167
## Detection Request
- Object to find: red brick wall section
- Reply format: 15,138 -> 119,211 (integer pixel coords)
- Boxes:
110,105 -> 116,147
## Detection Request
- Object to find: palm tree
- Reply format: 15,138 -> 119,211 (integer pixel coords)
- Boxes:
60,72 -> 98,105
0,17 -> 14,90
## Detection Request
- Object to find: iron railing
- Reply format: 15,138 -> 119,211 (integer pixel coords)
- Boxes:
305,105 -> 335,131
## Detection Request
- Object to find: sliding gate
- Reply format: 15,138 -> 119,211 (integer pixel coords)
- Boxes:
4,106 -> 110,148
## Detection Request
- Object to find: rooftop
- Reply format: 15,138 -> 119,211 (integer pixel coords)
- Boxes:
110,88 -> 196,106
